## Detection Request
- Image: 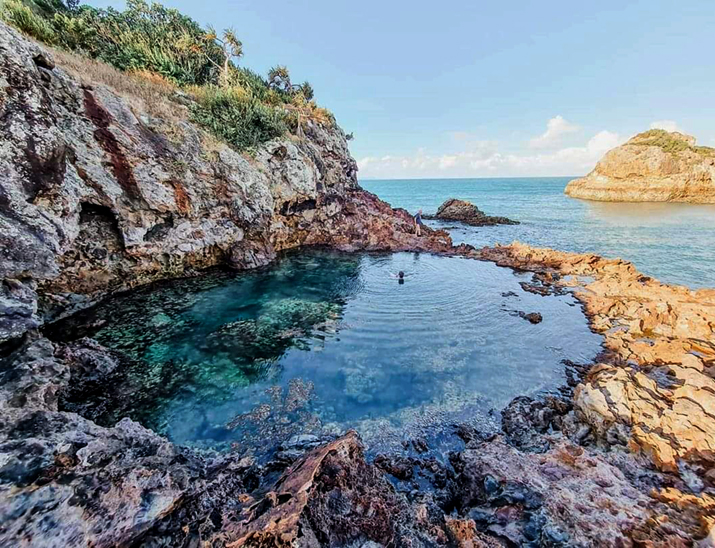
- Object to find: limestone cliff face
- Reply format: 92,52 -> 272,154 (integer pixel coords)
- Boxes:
565,130 -> 715,203
0,22 -> 452,343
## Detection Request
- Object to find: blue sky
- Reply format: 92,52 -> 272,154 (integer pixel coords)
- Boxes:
91,0 -> 715,179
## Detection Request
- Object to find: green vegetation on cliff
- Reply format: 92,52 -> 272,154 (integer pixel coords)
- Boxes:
0,0 -> 335,150
631,129 -> 715,157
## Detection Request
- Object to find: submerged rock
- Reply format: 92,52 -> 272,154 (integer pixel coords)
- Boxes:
565,129 -> 715,203
519,311 -> 543,324
424,198 -> 519,226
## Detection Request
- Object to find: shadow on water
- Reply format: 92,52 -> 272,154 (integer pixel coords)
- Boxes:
48,249 -> 603,454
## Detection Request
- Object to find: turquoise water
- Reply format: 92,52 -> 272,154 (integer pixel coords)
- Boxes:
362,177 -> 715,288
57,250 -> 602,453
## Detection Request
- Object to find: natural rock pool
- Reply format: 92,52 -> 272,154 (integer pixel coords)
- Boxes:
52,250 -> 603,453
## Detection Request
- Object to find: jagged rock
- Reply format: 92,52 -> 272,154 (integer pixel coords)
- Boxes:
450,436 -> 695,546
565,129 -> 715,203
423,198 -> 518,226
216,431 -> 445,547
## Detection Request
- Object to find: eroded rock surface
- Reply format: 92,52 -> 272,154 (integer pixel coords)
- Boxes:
424,199 -> 518,226
565,130 -> 715,203
480,242 -> 715,475
479,242 -> 715,542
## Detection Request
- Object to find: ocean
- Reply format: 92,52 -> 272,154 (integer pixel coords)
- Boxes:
361,177 -> 715,289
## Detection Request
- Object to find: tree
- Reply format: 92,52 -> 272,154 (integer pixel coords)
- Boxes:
267,65 -> 292,94
203,26 -> 243,86
297,81 -> 314,101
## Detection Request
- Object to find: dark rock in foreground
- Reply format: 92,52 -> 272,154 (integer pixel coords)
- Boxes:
424,198 -> 519,226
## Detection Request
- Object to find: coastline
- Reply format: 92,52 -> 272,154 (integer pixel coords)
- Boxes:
2,240 -> 714,545
0,18 -> 713,547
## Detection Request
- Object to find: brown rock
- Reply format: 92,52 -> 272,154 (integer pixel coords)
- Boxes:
424,198 -> 518,226
565,130 -> 715,203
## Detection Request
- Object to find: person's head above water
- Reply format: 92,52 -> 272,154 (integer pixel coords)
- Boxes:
398,271 -> 405,279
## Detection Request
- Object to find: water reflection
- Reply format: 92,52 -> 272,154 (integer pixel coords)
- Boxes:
584,200 -> 715,225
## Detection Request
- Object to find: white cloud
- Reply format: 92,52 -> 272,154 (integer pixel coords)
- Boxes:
357,128 -> 625,179
528,115 -> 580,149
649,120 -> 681,133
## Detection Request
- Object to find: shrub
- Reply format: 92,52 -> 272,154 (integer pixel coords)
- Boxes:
633,129 -> 715,157
0,0 -> 59,43
1,0 -> 336,150
190,86 -> 288,150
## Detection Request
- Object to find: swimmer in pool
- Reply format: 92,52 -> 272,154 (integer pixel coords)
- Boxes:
390,271 -> 407,284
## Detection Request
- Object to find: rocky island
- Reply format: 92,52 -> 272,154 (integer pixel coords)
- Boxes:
565,130 -> 715,203
424,198 -> 519,226
0,5 -> 714,548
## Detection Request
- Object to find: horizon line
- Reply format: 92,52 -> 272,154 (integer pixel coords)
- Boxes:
358,175 -> 582,182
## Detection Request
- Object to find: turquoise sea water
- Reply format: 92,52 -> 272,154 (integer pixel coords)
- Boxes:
57,251 -> 602,452
361,177 -> 715,289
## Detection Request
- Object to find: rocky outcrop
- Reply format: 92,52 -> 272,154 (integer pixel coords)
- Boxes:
423,198 -> 518,226
565,130 -> 715,203
0,22 -> 455,343
3,241 -> 714,544
480,243 -> 715,475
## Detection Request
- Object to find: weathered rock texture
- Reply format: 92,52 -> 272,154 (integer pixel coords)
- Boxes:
424,198 -> 518,226
0,335 -> 705,546
565,130 -> 715,203
480,242 -> 715,541
480,242 -> 715,475
0,22 -> 455,343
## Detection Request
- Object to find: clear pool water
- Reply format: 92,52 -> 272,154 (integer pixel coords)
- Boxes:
58,250 -> 602,453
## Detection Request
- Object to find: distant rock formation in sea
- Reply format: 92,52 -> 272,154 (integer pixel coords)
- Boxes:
565,130 -> 715,203
424,198 -> 519,226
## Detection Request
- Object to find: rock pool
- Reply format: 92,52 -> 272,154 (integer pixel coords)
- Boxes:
52,250 -> 603,453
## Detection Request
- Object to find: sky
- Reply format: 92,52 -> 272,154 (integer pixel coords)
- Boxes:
90,0 -> 715,179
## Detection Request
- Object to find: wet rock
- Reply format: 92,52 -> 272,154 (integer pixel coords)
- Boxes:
374,454 -> 415,481
223,432 -> 430,547
501,396 -> 553,452
423,198 -> 518,226
518,311 -> 543,324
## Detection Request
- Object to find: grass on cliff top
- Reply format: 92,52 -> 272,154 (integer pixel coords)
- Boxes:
51,47 -> 187,122
631,129 -> 715,157
0,0 -> 337,151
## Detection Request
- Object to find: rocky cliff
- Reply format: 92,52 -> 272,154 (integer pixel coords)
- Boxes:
0,22 -> 454,343
565,130 -> 715,203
